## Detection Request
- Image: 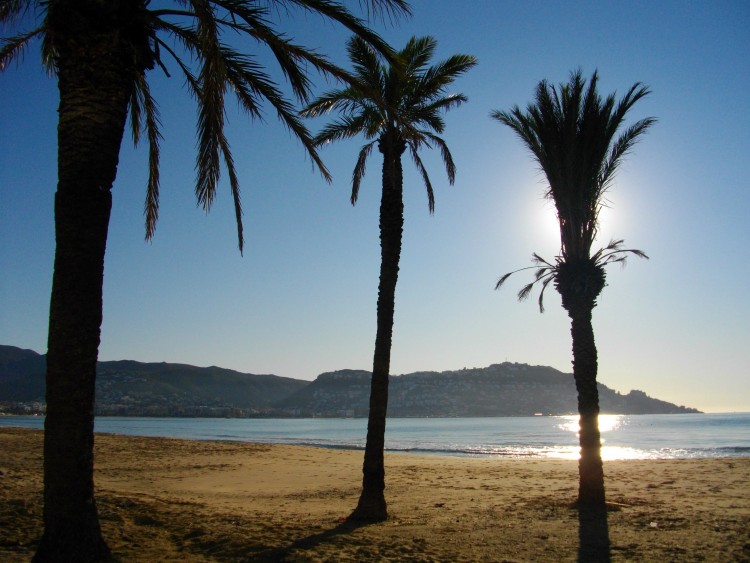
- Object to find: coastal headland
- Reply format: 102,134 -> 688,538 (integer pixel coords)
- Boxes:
0,345 -> 698,417
1,427 -> 748,561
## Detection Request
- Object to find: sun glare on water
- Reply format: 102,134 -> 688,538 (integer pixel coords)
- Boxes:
555,414 -> 640,460
558,414 -> 624,434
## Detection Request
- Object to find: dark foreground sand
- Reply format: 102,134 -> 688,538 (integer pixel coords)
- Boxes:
1,427 -> 748,561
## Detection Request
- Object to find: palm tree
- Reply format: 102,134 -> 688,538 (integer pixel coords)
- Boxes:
302,35 -> 476,522
1,1 -> 408,560
492,69 -> 654,509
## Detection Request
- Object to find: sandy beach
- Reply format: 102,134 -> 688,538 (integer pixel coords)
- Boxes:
1,427 -> 748,561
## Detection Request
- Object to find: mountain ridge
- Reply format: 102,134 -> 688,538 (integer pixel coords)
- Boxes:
0,345 -> 700,417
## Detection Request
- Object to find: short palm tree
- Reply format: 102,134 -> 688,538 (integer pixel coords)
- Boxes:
302,35 -> 476,522
492,69 -> 654,508
1,1 -> 408,560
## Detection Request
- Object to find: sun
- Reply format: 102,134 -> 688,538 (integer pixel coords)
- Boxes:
594,198 -> 617,242
533,198 -> 618,251
532,200 -> 561,249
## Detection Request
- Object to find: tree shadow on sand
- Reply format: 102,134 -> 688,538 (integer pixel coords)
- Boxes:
577,504 -> 612,562
247,519 -> 366,562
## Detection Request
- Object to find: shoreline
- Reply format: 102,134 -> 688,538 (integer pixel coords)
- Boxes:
2,427 -> 749,561
2,413 -> 747,461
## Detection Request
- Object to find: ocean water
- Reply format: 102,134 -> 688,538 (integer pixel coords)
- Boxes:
2,413 -> 748,460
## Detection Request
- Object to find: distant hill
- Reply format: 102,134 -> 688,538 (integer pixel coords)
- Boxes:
0,345 -> 700,417
0,346 -> 46,401
275,365 -> 700,417
0,345 -> 306,416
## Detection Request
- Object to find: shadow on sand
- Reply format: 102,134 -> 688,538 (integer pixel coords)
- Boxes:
577,504 -> 612,562
244,504 -> 612,561
247,519 -> 366,562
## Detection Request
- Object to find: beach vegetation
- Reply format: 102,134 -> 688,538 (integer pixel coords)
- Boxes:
302,35 -> 476,522
492,69 -> 655,508
0,0 -> 410,559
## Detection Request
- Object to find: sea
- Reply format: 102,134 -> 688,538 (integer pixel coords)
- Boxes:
1,413 -> 748,460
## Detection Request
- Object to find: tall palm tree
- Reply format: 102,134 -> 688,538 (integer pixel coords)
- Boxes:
1,1 -> 408,560
302,35 -> 476,522
492,69 -> 654,509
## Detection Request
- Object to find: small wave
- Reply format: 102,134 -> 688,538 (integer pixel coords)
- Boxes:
309,442 -> 365,452
716,446 -> 750,453
380,445 -> 578,459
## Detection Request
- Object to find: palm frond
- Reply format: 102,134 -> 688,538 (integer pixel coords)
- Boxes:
400,35 -> 436,75
600,116 -> 656,190
192,0 -> 226,212
152,34 -> 202,99
355,0 -> 411,22
247,74 -> 332,181
211,3 -> 357,98
496,252 -> 558,313
151,18 -> 202,58
345,34 -> 387,102
130,75 -> 163,242
0,0 -> 36,24
128,82 -> 143,146
300,87 -> 370,118
592,238 -> 649,268
609,80 -> 652,135
495,259 -> 553,290
313,113 -> 370,145
407,109 -> 444,135
219,48 -> 266,120
514,264 -> 557,312
495,270 -> 517,291
0,26 -> 42,71
416,92 -> 468,117
536,273 -> 556,313
216,130 -> 244,253
408,144 -> 435,213
261,38 -> 320,102
517,281 -> 535,302
282,0 -> 397,62
421,131 -> 456,185
413,53 -> 477,101
531,252 -> 556,268
351,139 -> 376,205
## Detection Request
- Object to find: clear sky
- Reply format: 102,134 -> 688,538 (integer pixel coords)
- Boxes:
1,1 -> 748,413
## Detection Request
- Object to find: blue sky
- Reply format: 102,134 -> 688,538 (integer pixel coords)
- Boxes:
1,1 -> 748,413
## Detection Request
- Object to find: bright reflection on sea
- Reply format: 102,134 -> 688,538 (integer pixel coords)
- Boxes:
557,414 -> 625,434
553,414 -> 636,460
544,446 -> 646,461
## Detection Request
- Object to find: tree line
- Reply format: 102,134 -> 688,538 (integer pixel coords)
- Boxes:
1,1 -> 653,560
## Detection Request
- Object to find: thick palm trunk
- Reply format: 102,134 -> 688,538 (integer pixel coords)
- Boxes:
567,303 -> 606,508
34,3 -> 137,560
36,191 -> 114,563
557,261 -> 607,509
350,135 -> 405,522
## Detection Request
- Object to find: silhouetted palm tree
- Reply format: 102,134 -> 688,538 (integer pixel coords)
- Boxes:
302,35 -> 476,521
492,69 -> 654,509
1,1 -> 408,559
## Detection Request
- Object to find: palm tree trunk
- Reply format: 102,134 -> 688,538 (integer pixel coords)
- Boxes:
350,135 -> 405,522
34,4 -> 134,560
567,303 -> 606,508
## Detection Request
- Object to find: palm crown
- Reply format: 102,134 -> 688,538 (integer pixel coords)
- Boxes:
492,70 -> 654,311
1,0 -> 409,251
301,35 -> 477,210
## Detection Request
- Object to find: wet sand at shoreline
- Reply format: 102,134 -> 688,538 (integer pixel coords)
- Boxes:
1,427 -> 748,561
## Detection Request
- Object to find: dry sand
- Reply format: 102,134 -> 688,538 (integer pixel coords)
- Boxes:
1,426 -> 748,561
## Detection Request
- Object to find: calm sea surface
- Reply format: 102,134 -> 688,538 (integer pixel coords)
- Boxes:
2,413 -> 748,460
